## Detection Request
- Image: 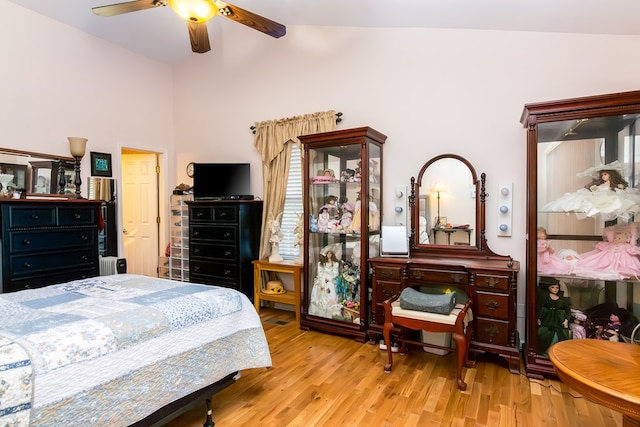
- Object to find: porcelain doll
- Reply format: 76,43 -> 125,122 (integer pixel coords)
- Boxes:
321,195 -> 340,219
317,207 -> 330,232
308,245 -> 343,318
570,310 -> 587,340
537,227 -> 571,275
541,161 -> 640,221
601,310 -> 624,342
572,225 -> 640,280
537,283 -> 571,355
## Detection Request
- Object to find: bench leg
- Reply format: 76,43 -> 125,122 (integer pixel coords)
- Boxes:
383,321 -> 394,373
452,331 -> 467,391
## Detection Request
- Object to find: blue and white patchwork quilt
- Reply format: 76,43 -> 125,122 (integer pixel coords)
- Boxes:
0,274 -> 272,426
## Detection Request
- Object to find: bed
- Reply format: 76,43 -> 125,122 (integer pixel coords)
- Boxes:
0,274 -> 272,426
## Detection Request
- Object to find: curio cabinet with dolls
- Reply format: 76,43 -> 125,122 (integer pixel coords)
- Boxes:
522,91 -> 640,378
299,127 -> 386,341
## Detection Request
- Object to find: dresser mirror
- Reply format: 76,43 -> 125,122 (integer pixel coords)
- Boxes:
0,147 -> 75,196
410,153 -> 505,260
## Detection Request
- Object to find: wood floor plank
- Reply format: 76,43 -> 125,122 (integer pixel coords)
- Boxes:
162,308 -> 623,427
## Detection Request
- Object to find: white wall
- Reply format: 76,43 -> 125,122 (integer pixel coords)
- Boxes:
4,1 -> 640,335
172,23 -> 640,333
0,0 -> 175,185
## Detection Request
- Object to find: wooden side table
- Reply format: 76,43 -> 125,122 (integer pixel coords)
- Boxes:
252,259 -> 302,327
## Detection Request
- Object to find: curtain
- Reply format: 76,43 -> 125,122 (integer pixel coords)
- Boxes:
253,110 -> 337,260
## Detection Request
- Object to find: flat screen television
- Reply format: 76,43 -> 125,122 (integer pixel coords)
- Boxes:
193,163 -> 252,200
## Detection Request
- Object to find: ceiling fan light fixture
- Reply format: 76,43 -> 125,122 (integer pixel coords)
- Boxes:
168,0 -> 218,23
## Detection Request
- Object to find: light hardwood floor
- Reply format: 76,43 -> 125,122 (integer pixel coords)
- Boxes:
163,308 -> 622,427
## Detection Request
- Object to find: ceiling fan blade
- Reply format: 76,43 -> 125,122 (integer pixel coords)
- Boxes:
216,1 -> 286,38
188,22 -> 211,54
92,0 -> 167,17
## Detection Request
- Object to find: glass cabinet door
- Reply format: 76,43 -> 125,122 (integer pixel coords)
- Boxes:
300,127 -> 386,341
522,91 -> 640,378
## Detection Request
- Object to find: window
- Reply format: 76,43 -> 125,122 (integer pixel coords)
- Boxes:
279,144 -> 303,260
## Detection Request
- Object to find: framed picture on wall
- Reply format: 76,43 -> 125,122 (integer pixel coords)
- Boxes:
90,152 -> 112,177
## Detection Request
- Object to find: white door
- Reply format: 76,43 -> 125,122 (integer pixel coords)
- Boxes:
121,152 -> 159,276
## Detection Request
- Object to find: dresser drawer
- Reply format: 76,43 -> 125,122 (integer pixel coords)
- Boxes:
191,225 -> 236,244
190,207 -> 213,222
7,268 -> 98,292
214,207 -> 237,222
190,260 -> 238,280
375,280 -> 401,302
474,272 -> 510,291
58,206 -> 97,226
9,249 -> 96,278
10,229 -> 96,253
475,291 -> 510,320
374,265 -> 402,281
6,206 -> 56,227
408,267 -> 468,286
191,243 -> 237,261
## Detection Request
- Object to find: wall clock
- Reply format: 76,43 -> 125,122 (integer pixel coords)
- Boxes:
186,162 -> 195,178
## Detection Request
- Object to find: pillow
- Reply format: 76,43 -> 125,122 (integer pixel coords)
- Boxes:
399,287 -> 456,314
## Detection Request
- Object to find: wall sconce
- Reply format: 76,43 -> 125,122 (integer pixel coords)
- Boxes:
68,137 -> 88,199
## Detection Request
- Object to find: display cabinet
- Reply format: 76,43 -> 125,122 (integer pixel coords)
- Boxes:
521,90 -> 640,379
299,127 -> 386,342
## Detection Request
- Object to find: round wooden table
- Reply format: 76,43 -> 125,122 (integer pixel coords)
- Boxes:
548,340 -> 640,427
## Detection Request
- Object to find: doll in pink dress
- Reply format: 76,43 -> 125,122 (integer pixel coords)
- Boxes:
537,227 -> 571,275
573,225 -> 640,280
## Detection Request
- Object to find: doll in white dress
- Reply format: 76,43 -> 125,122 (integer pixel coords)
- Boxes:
542,161 -> 640,222
308,244 -> 343,318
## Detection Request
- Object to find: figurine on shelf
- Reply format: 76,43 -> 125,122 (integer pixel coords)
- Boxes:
341,168 -> 356,182
537,283 -> 571,355
541,161 -> 640,221
308,244 -> 343,318
317,207 -> 330,232
321,195 -> 340,219
570,310 -> 587,340
312,168 -> 338,184
309,214 -> 318,233
537,227 -> 571,275
339,199 -> 354,230
600,310 -> 623,342
572,224 -> 640,280
267,212 -> 283,263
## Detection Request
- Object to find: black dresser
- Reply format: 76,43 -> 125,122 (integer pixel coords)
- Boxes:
0,199 -> 102,293
187,200 -> 262,300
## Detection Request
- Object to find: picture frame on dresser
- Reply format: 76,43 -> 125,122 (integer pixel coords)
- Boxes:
90,152 -> 112,177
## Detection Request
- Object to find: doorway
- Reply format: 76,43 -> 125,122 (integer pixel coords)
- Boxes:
120,148 -> 164,277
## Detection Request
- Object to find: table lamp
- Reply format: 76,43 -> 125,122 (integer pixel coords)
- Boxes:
68,137 -> 88,199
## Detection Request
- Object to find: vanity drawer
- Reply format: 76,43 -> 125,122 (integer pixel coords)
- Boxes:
375,280 -> 401,301
475,318 -> 510,347
408,268 -> 468,286
374,266 -> 402,281
474,272 -> 510,291
475,291 -> 510,320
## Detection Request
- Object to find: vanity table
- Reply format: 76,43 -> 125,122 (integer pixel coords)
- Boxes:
369,154 -> 521,373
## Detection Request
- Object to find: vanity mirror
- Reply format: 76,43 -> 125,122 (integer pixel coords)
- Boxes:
0,147 -> 75,196
409,153 -> 503,259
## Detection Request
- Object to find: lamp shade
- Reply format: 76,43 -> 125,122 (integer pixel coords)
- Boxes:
68,137 -> 88,157
168,0 -> 218,23
431,182 -> 445,193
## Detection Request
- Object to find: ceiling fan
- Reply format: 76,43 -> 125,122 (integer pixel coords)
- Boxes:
92,0 -> 286,54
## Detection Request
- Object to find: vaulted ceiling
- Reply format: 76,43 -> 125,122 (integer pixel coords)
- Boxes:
10,0 -> 640,64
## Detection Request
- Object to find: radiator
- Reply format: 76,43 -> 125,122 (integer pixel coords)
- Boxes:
99,256 -> 127,276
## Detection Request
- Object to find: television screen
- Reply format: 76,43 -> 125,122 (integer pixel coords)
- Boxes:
193,163 -> 251,200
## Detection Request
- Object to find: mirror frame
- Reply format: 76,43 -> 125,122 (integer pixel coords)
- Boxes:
409,153 -> 507,260
0,147 -> 75,197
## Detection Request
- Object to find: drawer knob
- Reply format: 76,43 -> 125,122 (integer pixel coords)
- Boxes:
81,235 -> 88,241
220,212 -> 227,218
485,300 -> 500,311
197,212 -> 204,218
194,231 -> 200,236
194,248 -> 200,254
380,271 -> 392,279
224,232 -> 231,238
225,250 -> 232,256
23,262 -> 31,268
21,239 -> 30,245
81,255 -> 88,261
451,273 -> 464,283
413,271 -> 425,279
74,213 -> 81,219
30,214 -> 39,220
484,324 -> 500,341
194,266 -> 200,271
